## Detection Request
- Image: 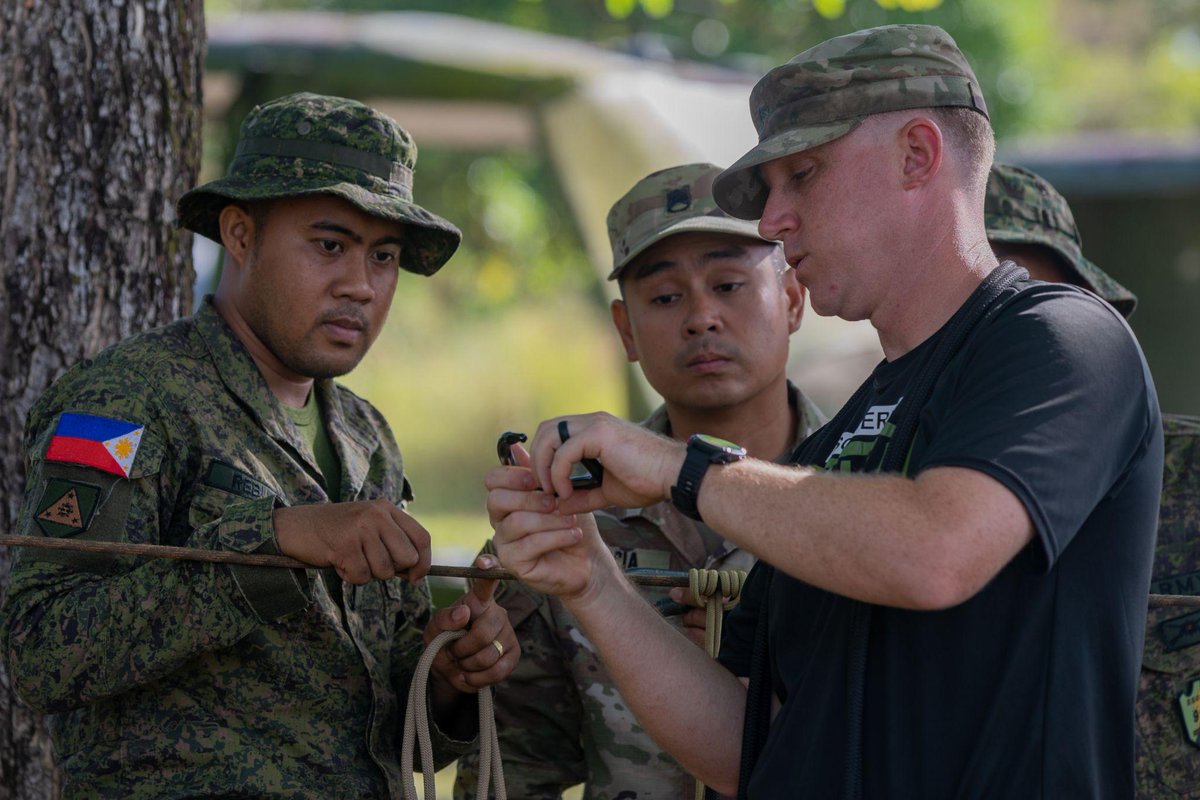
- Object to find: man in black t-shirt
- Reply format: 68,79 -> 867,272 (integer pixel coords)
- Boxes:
484,26 -> 1163,799
984,163 -> 1200,798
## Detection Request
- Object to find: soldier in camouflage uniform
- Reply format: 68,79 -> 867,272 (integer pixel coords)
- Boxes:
984,162 -> 1200,799
1143,417 -> 1200,799
984,162 -> 1137,317
0,93 -> 519,799
455,163 -> 824,799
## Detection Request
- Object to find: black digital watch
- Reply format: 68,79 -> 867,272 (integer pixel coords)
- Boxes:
670,433 -> 748,522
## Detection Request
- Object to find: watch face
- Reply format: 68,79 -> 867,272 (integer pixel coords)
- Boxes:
692,433 -> 748,461
695,434 -> 737,448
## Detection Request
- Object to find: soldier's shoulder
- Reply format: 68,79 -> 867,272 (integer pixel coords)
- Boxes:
28,318 -> 202,433
330,382 -> 397,443
1162,414 -> 1200,493
792,384 -> 828,436
1164,413 -> 1200,440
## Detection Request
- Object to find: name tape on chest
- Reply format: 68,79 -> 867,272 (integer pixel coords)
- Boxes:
204,461 -> 274,500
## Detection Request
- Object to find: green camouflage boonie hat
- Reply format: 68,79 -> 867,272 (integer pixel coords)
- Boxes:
178,92 -> 461,276
607,163 -> 774,281
714,24 -> 989,220
985,163 -> 1137,318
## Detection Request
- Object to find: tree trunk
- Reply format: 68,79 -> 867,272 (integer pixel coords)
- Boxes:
0,1 -> 204,796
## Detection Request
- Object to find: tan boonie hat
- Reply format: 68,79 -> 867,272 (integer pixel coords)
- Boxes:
714,24 -> 989,220
606,163 -> 774,281
985,163 -> 1137,318
178,92 -> 461,276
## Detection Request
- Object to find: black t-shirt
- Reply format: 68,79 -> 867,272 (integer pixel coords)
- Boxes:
719,279 -> 1164,799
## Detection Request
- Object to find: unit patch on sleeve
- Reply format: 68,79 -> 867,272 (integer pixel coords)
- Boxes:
35,478 -> 101,537
1179,679 -> 1200,748
1160,611 -> 1200,652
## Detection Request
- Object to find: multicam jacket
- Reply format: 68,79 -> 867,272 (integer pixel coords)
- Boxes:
1137,414 -> 1200,799
455,384 -> 824,800
0,298 -> 467,799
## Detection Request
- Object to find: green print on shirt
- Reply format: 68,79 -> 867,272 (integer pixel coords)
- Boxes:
825,419 -> 898,473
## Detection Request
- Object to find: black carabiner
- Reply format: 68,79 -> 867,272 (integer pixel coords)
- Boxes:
497,431 -> 527,466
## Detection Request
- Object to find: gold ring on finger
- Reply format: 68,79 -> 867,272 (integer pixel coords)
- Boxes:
492,639 -> 505,657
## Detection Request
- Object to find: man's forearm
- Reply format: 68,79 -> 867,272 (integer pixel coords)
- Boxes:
562,568 -> 746,795
696,460 -> 1034,610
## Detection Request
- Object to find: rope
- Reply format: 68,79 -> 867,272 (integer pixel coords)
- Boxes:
0,536 -> 1195,608
401,629 -> 505,800
686,567 -> 747,800
0,535 -> 690,588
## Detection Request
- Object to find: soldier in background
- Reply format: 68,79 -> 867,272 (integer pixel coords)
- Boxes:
984,162 -> 1200,799
1144,417 -> 1200,799
0,93 -> 518,799
984,162 -> 1137,317
456,163 -> 824,799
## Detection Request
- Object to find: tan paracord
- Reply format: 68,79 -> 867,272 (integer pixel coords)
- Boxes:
687,567 -> 748,800
401,629 -> 505,800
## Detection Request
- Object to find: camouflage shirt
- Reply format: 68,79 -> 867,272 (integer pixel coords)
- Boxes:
0,298 -> 469,799
1137,414 -> 1200,799
455,384 -> 824,800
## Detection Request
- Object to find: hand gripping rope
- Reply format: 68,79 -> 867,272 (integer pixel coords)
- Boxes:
402,629 -> 505,800
687,567 -> 747,800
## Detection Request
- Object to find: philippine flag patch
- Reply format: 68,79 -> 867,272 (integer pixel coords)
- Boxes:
45,412 -> 145,478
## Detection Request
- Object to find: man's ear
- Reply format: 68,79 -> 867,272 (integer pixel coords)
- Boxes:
897,116 -> 943,190
782,268 -> 806,334
610,299 -> 639,362
218,205 -> 256,270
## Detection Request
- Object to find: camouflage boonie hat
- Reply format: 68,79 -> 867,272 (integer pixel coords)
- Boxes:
714,24 -> 988,220
178,92 -> 461,276
606,163 -> 774,281
986,163 -> 1137,318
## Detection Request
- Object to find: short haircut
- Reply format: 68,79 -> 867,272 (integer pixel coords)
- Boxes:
868,106 -> 994,197
927,106 -> 995,196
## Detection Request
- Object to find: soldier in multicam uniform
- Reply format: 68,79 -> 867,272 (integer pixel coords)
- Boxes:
0,93 -> 519,799
455,163 -> 824,799
984,162 -> 1200,799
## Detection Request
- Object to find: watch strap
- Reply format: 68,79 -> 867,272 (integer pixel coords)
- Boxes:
671,441 -> 713,521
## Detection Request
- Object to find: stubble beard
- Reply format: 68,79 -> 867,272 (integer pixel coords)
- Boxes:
248,302 -> 369,380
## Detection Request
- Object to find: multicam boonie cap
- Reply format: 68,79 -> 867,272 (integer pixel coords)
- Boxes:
714,24 -> 989,220
606,163 -> 774,281
178,92 -> 461,276
985,163 -> 1137,318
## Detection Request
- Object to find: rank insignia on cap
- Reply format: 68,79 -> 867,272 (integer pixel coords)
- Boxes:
1180,679 -> 1200,748
34,478 -> 101,537
665,187 -> 691,213
45,412 -> 145,478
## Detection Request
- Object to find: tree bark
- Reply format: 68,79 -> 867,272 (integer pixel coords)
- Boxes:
0,1 -> 204,797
